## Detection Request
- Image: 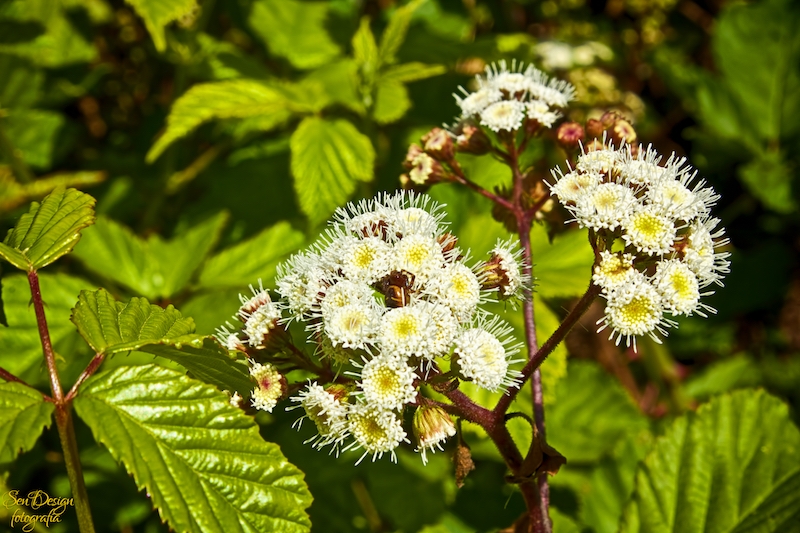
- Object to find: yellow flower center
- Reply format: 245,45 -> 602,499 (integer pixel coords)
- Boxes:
392,315 -> 419,338
619,296 -> 653,323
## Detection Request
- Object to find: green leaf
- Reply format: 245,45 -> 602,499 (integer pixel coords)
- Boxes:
381,62 -> 446,83
199,221 -> 305,289
0,382 -> 54,469
372,78 -> 411,124
74,365 -> 312,533
620,389 -> 800,532
1,187 -> 95,271
684,356 -> 762,400
302,60 -> 364,114
548,360 -> 650,463
248,0 -> 340,70
2,109 -> 64,169
124,0 -> 197,52
531,225 -> 594,299
352,16 -> 378,74
0,273 -> 95,389
378,0 -> 424,66
290,117 -> 375,225
146,80 -> 294,163
0,169 -> 105,213
534,296 -> 567,405
72,213 -> 227,299
738,151 -> 796,214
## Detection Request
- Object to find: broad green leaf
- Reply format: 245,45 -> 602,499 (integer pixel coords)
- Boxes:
620,389 -> 800,533
372,78 -> 411,124
193,33 -> 271,81
738,151 -> 796,214
302,60 -> 364,114
124,0 -> 197,52
0,169 -> 105,213
146,80 -> 294,162
1,187 -> 95,271
531,225 -> 594,299
249,0 -> 340,70
684,356 -> 762,400
0,273 -> 94,388
290,117 -> 375,225
352,16 -> 378,74
548,360 -> 649,463
71,289 -> 251,394
378,0 -> 424,66
72,212 -> 227,299
2,109 -> 64,169
199,221 -> 304,289
74,365 -> 312,533
0,382 -> 54,469
381,62 -> 446,83
534,296 -> 567,405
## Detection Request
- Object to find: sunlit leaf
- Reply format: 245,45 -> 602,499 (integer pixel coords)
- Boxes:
1,187 -> 95,270
0,382 -> 53,469
620,389 -> 800,532
74,365 -> 312,533
531,225 -> 594,299
378,0 -> 424,66
0,169 -> 105,213
381,62 -> 446,83
372,78 -> 411,124
290,117 -> 375,225
124,0 -> 197,52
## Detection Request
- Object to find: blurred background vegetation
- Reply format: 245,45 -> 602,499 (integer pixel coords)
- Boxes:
1,0 -> 799,531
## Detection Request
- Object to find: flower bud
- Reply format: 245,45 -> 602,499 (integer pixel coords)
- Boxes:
413,405 -> 456,464
454,123 -> 490,155
403,144 -> 447,186
249,362 -> 287,412
585,118 -> 605,140
421,127 -> 455,160
556,121 -> 585,149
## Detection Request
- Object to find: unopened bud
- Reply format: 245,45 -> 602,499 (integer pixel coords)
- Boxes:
585,118 -> 604,140
413,405 -> 457,464
249,362 -> 287,412
556,121 -> 585,148
437,232 -> 460,260
454,123 -> 490,155
422,127 -> 454,160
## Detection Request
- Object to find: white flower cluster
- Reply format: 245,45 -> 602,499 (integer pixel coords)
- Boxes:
454,60 -> 575,132
549,144 -> 730,350
275,191 -> 525,464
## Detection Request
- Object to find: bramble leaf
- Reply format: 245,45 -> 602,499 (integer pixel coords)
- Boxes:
71,289 -> 251,394
74,365 -> 312,533
381,62 -> 446,84
620,389 -> 800,532
378,0 -> 424,66
0,187 -> 95,271
248,0 -> 340,70
73,213 -> 227,299
0,382 -> 54,470
372,78 -> 411,124
124,0 -> 197,52
290,117 -> 375,225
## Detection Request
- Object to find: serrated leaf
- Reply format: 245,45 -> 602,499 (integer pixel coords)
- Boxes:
548,361 -> 649,463
199,221 -> 305,289
124,0 -> 197,52
70,289 -> 251,394
72,213 -> 227,299
378,0 -> 424,66
290,117 -> 375,225
146,80 -> 294,162
372,78 -> 411,124
74,365 -> 312,533
249,0 -> 340,70
0,169 -> 105,213
620,389 -> 800,533
0,382 -> 54,469
1,187 -> 95,270
352,16 -> 378,73
0,273 -> 95,388
531,225 -> 594,299
381,62 -> 446,83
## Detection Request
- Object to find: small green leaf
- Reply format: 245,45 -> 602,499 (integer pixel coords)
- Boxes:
290,117 -> 375,225
124,0 -> 197,52
378,0 -> 424,66
72,213 -> 227,299
302,60 -> 364,114
372,79 -> 412,124
74,365 -> 312,533
381,62 -> 446,83
71,289 -> 251,394
352,16 -> 378,73
620,389 -> 800,532
1,187 -> 95,271
0,382 -> 54,469
548,361 -> 650,463
249,0 -> 340,70
146,80 -> 294,162
531,225 -> 594,299
0,169 -> 105,213
199,221 -> 305,289
0,273 -> 95,387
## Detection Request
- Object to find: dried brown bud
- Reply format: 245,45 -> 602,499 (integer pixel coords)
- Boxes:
454,438 -> 475,489
453,123 -> 490,155
422,127 -> 455,160
585,118 -> 605,140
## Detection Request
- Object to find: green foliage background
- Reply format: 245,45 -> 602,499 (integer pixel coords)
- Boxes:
1,0 -> 800,531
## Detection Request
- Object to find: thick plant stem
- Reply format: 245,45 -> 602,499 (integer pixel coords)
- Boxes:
28,270 -> 96,533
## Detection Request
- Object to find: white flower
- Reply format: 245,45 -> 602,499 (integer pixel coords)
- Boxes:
392,207 -> 443,238
482,239 -> 527,301
645,175 -> 704,221
653,259 -> 711,316
357,354 -> 418,411
682,217 -> 730,287
276,252 -> 329,317
379,304 -> 438,359
622,205 -> 677,256
237,279 -> 273,320
455,87 -> 503,117
291,382 -> 350,453
413,405 -> 457,465
597,275 -> 674,349
393,233 -> 445,283
526,99 -> 560,128
413,301 -> 458,360
480,100 -> 526,132
340,236 -> 392,284
571,182 -> 638,231
487,70 -> 531,94
319,280 -> 376,322
524,64 -> 575,107
452,315 -> 522,391
426,263 -> 482,323
548,168 -> 602,204
250,362 -> 285,412
618,146 -> 664,186
325,301 -> 381,351
346,402 -> 408,464
592,251 -> 638,293
243,303 -> 282,348
577,148 -> 620,174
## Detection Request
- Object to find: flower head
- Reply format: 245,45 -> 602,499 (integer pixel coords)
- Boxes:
346,403 -> 408,464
